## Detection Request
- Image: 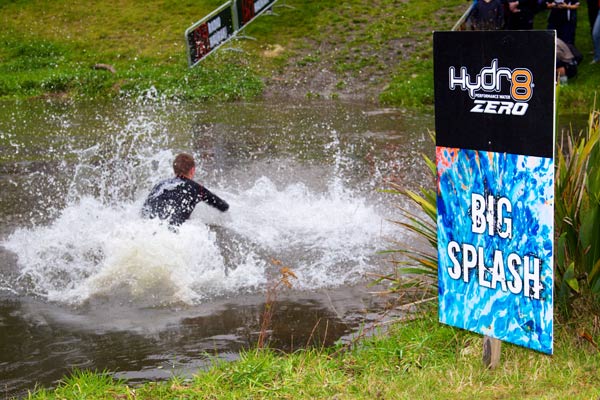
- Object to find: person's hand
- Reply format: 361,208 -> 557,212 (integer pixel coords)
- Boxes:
508,1 -> 521,13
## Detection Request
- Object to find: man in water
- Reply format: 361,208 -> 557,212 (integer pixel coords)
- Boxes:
142,153 -> 229,226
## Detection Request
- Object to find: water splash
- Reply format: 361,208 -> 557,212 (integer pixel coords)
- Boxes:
1,99 -> 401,307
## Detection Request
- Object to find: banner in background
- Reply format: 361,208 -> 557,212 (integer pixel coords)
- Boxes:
185,1 -> 236,67
234,0 -> 278,30
433,30 -> 556,354
185,0 -> 280,67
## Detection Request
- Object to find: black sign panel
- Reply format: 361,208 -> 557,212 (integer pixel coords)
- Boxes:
234,0 -> 278,30
433,31 -> 555,158
186,4 -> 235,67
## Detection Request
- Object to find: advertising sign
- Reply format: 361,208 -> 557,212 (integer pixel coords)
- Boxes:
185,1 -> 235,67
433,31 -> 556,354
234,0 -> 278,30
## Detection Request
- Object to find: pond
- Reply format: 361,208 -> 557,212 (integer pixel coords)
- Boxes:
0,95 -> 435,397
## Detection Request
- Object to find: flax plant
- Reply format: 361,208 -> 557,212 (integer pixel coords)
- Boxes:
378,149 -> 438,295
554,107 -> 600,313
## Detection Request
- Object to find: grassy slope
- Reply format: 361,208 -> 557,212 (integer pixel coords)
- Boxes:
2,0 -> 597,112
0,0 -> 467,104
0,0 -> 262,100
1,0 -> 598,111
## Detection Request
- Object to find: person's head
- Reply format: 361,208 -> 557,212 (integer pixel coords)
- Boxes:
173,153 -> 196,179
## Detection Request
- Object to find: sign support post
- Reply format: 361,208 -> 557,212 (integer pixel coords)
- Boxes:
483,336 -> 502,369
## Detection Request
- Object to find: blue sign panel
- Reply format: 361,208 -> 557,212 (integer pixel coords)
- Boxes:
433,31 -> 555,354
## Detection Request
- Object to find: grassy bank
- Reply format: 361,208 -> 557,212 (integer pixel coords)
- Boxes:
0,0 -> 478,105
2,1 -> 598,111
26,308 -> 600,399
1,1 -> 599,111
0,0 -> 261,101
0,0 -> 469,103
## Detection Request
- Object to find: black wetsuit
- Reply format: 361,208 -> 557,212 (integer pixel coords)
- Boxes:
142,177 -> 229,226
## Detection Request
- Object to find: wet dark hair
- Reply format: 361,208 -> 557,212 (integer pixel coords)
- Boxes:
173,153 -> 195,177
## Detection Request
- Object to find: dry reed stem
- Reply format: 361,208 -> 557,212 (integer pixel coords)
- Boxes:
257,263 -> 297,349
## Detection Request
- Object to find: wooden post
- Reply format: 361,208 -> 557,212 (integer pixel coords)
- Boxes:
482,336 -> 502,369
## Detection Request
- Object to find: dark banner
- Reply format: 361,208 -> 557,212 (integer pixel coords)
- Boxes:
234,0 -> 278,30
433,31 -> 555,158
185,2 -> 235,67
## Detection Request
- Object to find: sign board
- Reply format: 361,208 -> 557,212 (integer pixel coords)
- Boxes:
233,0 -> 278,30
433,30 -> 555,354
185,1 -> 236,67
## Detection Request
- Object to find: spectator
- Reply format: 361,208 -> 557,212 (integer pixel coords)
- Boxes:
587,0 -> 599,36
556,37 -> 582,82
471,0 -> 506,30
544,0 -> 580,45
506,0 -> 540,29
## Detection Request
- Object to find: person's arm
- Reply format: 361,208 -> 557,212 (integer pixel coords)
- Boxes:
200,186 -> 229,212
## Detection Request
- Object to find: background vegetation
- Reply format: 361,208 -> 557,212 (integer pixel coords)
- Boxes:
554,109 -> 600,315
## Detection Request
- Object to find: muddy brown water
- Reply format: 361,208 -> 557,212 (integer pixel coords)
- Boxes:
0,96 -> 437,397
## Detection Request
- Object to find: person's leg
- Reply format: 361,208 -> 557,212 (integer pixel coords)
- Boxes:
567,13 -> 577,45
593,11 -> 600,61
589,0 -> 600,34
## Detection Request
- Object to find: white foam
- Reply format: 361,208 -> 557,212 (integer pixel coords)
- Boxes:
1,100 -> 400,307
4,172 -> 391,305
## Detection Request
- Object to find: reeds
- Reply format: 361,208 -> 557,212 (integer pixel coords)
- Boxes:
257,262 -> 297,349
378,142 -> 438,296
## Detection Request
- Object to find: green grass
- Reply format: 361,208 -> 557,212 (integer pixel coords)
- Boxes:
26,309 -> 600,399
0,0 -> 261,100
380,56 -> 435,108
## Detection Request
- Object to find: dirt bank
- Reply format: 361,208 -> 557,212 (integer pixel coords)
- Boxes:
259,3 -> 469,103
